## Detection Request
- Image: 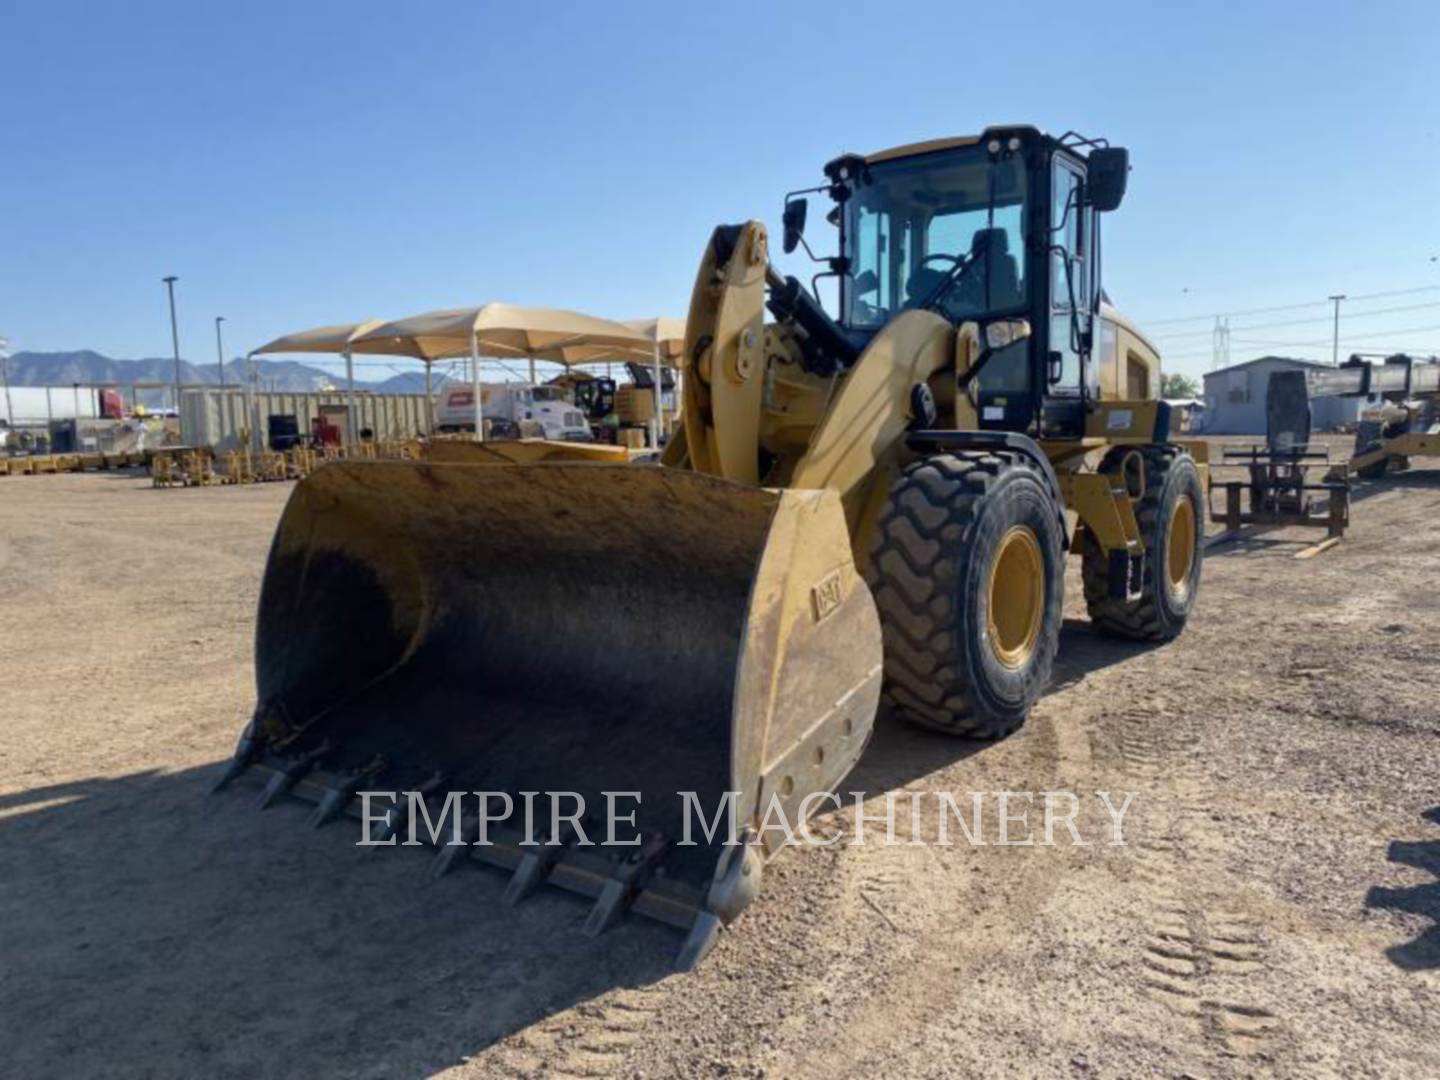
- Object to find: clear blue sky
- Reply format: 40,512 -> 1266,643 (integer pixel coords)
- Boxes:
3,0 -> 1438,381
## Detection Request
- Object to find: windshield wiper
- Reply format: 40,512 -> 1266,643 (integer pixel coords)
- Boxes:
914,252 -> 977,319
916,164 -> 1001,322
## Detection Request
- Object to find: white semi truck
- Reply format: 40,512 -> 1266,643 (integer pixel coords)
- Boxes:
434,382 -> 592,441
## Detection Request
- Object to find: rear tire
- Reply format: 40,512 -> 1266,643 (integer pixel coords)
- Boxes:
1082,446 -> 1204,641
867,452 -> 1065,739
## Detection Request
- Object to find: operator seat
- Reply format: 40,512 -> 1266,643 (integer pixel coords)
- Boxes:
902,227 -> 1024,317
957,227 -> 1022,312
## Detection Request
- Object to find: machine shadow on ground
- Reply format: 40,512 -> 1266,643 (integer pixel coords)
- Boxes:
1200,465 -> 1440,558
0,762 -> 676,1079
840,616 -> 1158,797
1365,806 -> 1440,972
0,618 -> 1178,1079
1049,617 -> 1163,692
1348,467 -> 1440,506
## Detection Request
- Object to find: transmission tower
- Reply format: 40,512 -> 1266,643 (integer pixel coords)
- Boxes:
1211,316 -> 1231,370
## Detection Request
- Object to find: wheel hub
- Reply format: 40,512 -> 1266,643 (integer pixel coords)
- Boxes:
1166,497 -> 1196,601
987,526 -> 1044,669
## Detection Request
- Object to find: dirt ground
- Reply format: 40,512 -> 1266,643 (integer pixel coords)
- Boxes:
1,447 -> 1436,1079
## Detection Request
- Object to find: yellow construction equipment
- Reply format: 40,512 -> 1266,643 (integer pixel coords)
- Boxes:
1263,354 -> 1440,487
215,125 -> 1206,966
1330,355 -> 1438,479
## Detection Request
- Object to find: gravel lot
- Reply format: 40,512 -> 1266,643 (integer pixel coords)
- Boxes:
1,450 -> 1436,1078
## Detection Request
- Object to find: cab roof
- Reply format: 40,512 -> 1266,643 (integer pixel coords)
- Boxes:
861,125 -> 1048,165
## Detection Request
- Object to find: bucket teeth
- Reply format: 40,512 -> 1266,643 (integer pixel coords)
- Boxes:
582,835 -> 668,938
211,723 -> 260,793
371,770 -> 446,844
309,756 -> 385,828
675,911 -> 724,971
429,811 -> 480,880
584,879 -> 630,938
310,788 -> 349,829
256,770 -> 293,810
257,740 -> 332,809
212,754 -> 252,794
503,820 -> 582,906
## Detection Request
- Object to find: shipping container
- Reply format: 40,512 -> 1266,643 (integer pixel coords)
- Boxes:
180,389 -> 431,451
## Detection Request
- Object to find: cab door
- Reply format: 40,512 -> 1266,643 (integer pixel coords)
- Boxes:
1039,157 -> 1090,438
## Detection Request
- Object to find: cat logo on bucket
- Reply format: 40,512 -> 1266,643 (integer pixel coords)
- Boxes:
811,570 -> 844,623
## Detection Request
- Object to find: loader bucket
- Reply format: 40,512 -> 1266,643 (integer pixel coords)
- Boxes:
422,438 -> 631,465
221,460 -> 881,965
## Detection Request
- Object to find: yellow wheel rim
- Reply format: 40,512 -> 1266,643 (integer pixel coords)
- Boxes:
1166,496 -> 1196,601
987,526 -> 1045,669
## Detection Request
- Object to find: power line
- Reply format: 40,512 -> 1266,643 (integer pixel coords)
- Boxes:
1225,321 -> 1440,350
1145,254 -> 1440,303
1142,284 -> 1440,328
1163,325 -> 1440,362
1151,299 -> 1440,341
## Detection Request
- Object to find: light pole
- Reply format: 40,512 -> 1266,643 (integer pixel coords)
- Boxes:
1328,294 -> 1346,366
0,336 -> 13,430
214,316 -> 227,390
162,276 -> 182,439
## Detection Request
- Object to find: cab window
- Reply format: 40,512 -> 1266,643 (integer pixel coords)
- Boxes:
1049,161 -> 1088,395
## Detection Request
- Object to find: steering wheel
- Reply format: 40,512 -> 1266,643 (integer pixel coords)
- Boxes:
920,253 -> 964,270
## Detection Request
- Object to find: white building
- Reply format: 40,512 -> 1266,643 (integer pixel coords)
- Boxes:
1201,357 -> 1362,435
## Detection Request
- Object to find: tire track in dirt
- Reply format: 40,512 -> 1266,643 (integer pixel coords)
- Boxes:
1107,711 -> 1286,1070
760,709 -> 1075,1074
482,984 -> 667,1078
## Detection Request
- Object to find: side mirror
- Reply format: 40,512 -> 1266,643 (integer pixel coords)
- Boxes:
1086,147 -> 1129,212
782,197 -> 808,254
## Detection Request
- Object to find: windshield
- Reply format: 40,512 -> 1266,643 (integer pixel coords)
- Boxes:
531,386 -> 565,402
842,146 -> 1028,329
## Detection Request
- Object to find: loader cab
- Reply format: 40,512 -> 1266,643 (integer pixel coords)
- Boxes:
812,127 -> 1127,439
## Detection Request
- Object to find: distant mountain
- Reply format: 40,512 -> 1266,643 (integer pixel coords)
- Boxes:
2,350 -> 444,396
369,370 -> 454,395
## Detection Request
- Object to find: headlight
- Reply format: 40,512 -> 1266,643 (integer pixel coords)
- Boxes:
985,319 -> 1032,350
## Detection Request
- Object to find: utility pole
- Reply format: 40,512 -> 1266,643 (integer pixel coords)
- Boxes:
214,316 -> 227,390
1328,294 -> 1346,366
163,276 -> 183,439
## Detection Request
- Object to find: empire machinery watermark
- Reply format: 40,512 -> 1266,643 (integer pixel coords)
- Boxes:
354,789 -> 1138,850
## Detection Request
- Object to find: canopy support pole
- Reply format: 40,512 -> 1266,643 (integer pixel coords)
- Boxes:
246,353 -> 256,451
470,333 -> 484,442
528,357 -> 536,385
343,350 -> 356,447
424,362 -> 434,437
651,339 -> 663,448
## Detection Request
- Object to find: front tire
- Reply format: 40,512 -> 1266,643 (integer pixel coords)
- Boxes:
1082,446 -> 1204,640
867,451 -> 1065,739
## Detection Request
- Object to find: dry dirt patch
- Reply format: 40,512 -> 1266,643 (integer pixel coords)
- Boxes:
0,458 -> 1436,1078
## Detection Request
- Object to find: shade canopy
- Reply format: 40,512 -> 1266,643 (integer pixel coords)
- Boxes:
560,317 -> 687,367
250,320 -> 389,357
625,317 -> 687,360
350,303 -> 653,363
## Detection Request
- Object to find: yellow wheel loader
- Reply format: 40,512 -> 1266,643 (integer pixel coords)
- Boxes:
215,125 -> 1206,967
1328,355 -> 1438,479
